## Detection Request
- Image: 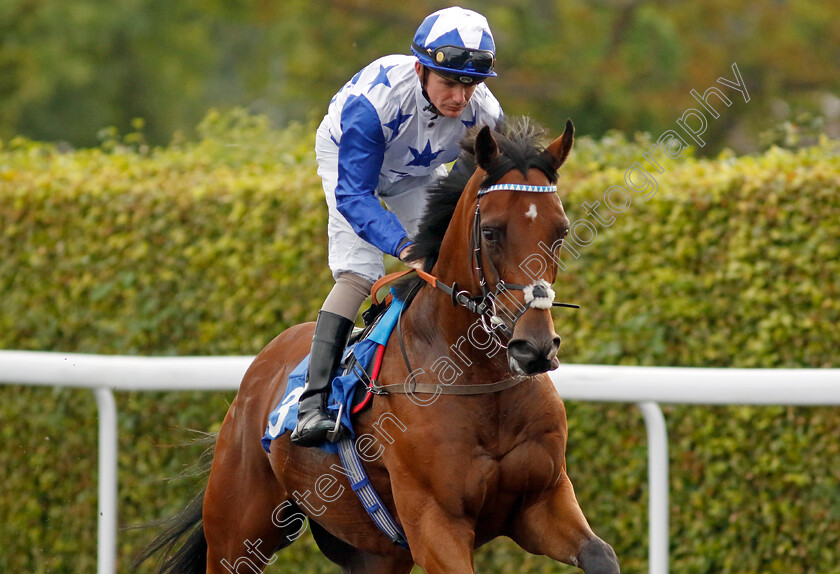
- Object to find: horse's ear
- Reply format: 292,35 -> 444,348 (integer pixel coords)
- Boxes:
544,119 -> 575,171
475,125 -> 499,170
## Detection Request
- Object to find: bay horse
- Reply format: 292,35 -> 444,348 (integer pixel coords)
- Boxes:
139,118 -> 620,573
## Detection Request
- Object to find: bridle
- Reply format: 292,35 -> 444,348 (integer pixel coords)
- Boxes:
416,182 -> 579,346
370,182 -> 580,398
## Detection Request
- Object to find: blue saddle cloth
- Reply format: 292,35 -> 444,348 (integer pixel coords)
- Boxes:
261,295 -> 404,454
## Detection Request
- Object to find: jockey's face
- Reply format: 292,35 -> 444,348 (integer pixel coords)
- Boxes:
416,63 -> 479,118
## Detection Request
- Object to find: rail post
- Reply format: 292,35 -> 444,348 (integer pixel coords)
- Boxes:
94,387 -> 118,574
638,401 -> 669,574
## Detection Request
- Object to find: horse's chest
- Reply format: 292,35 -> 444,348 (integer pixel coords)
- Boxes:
454,435 -> 564,531
495,435 -> 565,493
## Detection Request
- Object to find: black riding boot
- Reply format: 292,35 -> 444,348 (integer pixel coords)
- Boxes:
290,311 -> 355,447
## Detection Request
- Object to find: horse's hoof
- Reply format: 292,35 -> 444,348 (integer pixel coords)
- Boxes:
578,536 -> 620,574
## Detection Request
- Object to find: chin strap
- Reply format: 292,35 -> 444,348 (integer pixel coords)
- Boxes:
418,66 -> 442,119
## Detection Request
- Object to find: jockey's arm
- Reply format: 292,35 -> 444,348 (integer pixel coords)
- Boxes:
335,95 -> 413,258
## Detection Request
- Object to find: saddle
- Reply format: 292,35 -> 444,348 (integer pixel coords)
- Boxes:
261,290 -> 405,455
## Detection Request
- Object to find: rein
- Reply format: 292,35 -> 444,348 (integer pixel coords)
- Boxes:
371,374 -> 533,395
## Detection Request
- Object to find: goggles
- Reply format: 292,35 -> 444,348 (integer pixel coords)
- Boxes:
413,43 -> 496,75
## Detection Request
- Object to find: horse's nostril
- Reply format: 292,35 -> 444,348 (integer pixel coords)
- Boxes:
510,338 -> 559,359
509,338 -> 561,375
508,340 -> 539,364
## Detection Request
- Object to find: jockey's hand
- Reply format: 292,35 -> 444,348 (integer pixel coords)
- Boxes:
399,247 -> 424,271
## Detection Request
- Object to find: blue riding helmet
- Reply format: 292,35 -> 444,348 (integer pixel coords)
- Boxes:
411,7 -> 497,83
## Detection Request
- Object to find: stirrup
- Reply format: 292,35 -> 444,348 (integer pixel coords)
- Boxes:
325,404 -> 347,443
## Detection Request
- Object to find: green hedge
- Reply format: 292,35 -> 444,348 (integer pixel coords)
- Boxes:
0,110 -> 331,355
1,113 -> 838,573
556,139 -> 840,368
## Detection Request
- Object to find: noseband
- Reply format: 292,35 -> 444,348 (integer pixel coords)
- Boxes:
417,183 -> 579,346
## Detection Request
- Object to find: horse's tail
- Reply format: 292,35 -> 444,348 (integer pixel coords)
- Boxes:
133,432 -> 215,573
133,488 -> 207,573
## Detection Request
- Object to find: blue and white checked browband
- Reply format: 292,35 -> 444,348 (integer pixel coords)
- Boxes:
479,184 -> 558,197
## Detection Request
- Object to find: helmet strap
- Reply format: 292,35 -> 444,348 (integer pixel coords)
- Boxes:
418,66 -> 441,119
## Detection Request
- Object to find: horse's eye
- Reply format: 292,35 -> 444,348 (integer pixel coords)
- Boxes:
558,224 -> 570,239
481,227 -> 503,244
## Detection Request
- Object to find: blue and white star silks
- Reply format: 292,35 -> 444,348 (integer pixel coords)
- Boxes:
383,108 -> 412,142
407,140 -> 444,167
369,64 -> 397,90
316,54 -> 503,258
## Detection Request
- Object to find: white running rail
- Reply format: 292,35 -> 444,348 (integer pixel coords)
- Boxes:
1,350 -> 838,574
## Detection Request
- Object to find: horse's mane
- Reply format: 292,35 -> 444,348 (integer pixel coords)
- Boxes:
394,117 -> 557,301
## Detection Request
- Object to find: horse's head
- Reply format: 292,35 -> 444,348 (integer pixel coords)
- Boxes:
412,119 -> 573,376
467,120 -> 574,375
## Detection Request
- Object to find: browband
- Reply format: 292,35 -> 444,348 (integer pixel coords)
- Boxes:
478,184 -> 558,196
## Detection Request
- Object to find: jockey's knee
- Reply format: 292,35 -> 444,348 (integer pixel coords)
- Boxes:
322,272 -> 374,320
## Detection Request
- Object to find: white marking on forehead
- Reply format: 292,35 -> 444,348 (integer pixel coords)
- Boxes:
525,203 -> 538,221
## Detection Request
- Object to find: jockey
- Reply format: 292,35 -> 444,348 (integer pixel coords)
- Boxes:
291,7 -> 504,446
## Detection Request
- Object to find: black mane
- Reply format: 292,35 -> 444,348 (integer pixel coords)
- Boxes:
404,116 -> 558,270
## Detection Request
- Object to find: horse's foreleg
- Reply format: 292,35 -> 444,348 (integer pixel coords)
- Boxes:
344,552 -> 415,574
510,472 -> 619,574
395,495 -> 477,574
